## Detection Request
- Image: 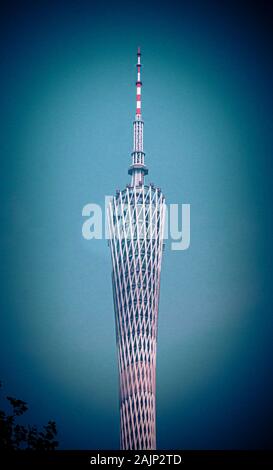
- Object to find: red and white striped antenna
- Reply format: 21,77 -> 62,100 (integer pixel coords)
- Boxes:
136,46 -> 142,117
128,47 -> 148,186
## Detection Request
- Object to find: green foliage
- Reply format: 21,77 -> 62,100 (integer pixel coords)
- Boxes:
0,381 -> 58,450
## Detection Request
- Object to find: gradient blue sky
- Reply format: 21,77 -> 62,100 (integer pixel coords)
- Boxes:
1,0 -> 273,449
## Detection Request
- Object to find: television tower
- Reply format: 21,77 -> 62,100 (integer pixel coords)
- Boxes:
108,48 -> 165,450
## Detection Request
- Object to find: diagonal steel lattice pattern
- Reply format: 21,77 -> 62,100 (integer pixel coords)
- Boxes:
108,185 -> 165,449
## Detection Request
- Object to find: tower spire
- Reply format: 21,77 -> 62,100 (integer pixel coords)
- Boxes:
128,47 -> 148,186
136,46 -> 142,117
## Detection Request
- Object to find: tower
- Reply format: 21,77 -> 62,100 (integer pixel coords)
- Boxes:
108,48 -> 165,450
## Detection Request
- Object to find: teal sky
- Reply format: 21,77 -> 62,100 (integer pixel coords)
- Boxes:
1,0 -> 273,449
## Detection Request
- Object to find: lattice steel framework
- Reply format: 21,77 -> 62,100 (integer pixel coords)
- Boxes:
108,48 -> 165,450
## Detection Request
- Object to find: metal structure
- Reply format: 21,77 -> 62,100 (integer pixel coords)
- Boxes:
108,48 -> 165,450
